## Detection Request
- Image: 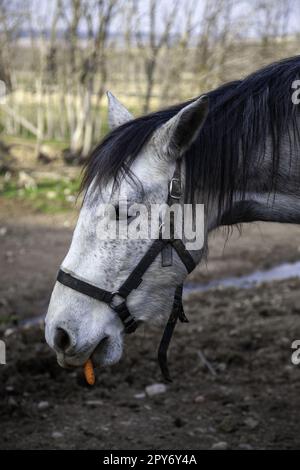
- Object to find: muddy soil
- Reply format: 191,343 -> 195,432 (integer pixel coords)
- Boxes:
1,200 -> 300,449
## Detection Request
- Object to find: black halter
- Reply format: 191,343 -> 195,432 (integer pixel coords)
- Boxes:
57,160 -> 196,381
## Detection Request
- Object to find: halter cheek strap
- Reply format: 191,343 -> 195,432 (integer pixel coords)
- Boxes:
56,160 -> 196,381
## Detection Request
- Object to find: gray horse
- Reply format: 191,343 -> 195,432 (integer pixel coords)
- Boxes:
46,56 -> 300,374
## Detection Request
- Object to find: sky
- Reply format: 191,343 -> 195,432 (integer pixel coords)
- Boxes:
28,0 -> 300,38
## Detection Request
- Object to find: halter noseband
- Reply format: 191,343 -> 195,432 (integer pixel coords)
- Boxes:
57,160 -> 196,381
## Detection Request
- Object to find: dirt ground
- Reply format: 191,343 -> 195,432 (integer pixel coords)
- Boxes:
1,199 -> 300,450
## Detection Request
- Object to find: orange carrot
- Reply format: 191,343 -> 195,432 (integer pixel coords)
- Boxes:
84,358 -> 95,385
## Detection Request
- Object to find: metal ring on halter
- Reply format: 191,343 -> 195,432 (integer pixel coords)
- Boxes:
109,291 -> 127,310
169,178 -> 181,199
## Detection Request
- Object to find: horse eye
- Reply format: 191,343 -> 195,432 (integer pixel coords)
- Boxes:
114,205 -> 131,221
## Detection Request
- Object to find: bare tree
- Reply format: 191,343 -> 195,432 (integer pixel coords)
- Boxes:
254,0 -> 294,41
0,0 -> 29,90
135,0 -> 179,113
158,0 -> 198,105
62,0 -> 120,159
1,0 -> 299,160
251,0 -> 294,58
193,0 -> 246,91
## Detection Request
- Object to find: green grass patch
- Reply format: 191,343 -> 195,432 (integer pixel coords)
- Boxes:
1,177 -> 81,213
0,134 -> 69,151
0,313 -> 18,325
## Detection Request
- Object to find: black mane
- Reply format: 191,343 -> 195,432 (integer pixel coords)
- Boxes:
81,56 -> 300,217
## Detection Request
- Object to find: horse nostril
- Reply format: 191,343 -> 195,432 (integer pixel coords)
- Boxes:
54,327 -> 71,352
92,335 -> 109,361
99,336 -> 109,348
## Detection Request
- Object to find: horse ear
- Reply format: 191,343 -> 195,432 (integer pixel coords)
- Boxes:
153,95 -> 209,160
107,91 -> 134,130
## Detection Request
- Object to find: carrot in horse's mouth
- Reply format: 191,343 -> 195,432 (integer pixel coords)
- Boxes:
83,358 -> 95,385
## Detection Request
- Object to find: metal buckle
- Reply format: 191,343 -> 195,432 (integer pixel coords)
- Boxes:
109,291 -> 126,309
169,178 -> 181,200
124,318 -> 139,334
